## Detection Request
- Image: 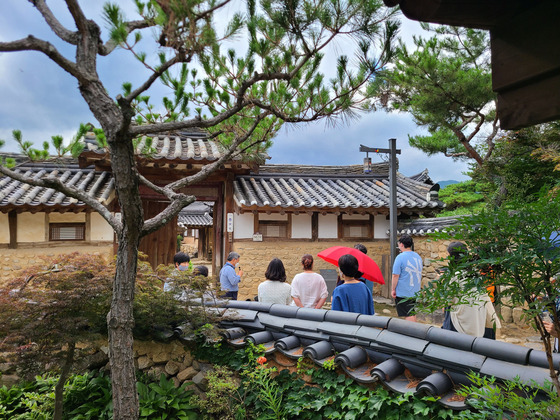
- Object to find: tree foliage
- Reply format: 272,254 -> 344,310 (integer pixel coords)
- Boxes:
437,180 -> 488,216
416,192 -> 560,396
0,252 -> 220,419
0,2 -> 399,417
369,23 -> 498,167
473,122 -> 560,205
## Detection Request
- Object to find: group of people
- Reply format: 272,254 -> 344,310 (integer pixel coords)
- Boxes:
218,245 -> 379,315
169,234 -> 509,341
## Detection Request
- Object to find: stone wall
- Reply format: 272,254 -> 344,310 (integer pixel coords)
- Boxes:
0,339 -> 211,392
0,245 -> 113,287
232,240 -> 391,300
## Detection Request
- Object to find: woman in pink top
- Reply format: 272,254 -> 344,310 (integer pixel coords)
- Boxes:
291,254 -> 328,309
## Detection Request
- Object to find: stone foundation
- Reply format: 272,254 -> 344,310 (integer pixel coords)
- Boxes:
0,338 -> 210,391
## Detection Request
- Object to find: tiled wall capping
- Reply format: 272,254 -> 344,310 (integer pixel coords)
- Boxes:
415,372 -> 453,397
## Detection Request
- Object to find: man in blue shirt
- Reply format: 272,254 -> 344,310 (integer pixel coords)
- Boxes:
219,252 -> 243,300
391,235 -> 423,322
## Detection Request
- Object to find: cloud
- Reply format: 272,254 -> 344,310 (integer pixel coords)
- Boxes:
268,111 -> 471,183
0,3 -> 471,183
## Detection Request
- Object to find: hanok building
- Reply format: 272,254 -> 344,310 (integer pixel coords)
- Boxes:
0,132 -> 444,298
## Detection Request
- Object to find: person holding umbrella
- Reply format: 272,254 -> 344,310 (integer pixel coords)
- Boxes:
331,254 -> 374,315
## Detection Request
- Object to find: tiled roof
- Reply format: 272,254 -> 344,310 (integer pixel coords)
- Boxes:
178,201 -> 214,228
409,168 -> 434,184
219,301 -> 557,411
82,131 -> 268,165
0,160 -> 115,210
398,216 -> 464,236
233,166 -> 443,212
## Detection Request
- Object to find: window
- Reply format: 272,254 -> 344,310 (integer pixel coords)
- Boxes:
258,220 -> 288,238
49,223 -> 85,241
340,215 -> 373,239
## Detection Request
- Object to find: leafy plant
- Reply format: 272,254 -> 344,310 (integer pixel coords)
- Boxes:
137,374 -> 197,419
456,373 -> 560,419
242,361 -> 286,420
190,365 -> 246,420
416,192 -> 560,396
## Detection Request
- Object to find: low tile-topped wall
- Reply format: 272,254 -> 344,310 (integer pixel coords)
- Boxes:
220,301 -> 558,411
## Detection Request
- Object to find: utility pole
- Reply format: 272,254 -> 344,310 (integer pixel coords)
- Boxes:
360,139 -> 401,298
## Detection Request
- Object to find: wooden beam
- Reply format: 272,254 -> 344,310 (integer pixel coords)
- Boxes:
388,0 -> 532,30
8,211 -> 17,249
311,212 -> 318,241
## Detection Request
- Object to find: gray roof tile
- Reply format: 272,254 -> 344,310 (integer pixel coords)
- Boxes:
233,169 -> 443,211
83,131 -> 268,164
0,160 -> 114,209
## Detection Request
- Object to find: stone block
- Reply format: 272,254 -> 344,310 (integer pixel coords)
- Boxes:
137,356 -> 154,370
152,349 -> 171,364
192,371 -> 209,392
147,365 -> 168,379
165,360 -> 181,376
177,366 -> 198,382
512,307 -> 524,324
0,374 -> 20,387
182,352 -> 193,368
171,376 -> 181,388
501,306 -> 513,323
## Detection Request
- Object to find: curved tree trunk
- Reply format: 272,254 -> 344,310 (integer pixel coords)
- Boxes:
106,130 -> 144,420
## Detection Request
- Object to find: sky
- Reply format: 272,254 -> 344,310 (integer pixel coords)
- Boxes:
0,1 -> 471,184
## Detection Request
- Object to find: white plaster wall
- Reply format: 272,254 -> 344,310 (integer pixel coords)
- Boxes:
0,213 -> 9,244
18,213 -> 45,242
318,214 -> 338,238
374,215 -> 390,239
233,213 -> 254,239
49,213 -> 85,222
291,213 -> 312,239
91,213 -> 114,241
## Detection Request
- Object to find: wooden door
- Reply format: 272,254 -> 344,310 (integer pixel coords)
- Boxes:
139,200 -> 178,268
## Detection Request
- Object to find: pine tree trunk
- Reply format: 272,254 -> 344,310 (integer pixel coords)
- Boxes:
107,235 -> 140,420
105,132 -> 144,420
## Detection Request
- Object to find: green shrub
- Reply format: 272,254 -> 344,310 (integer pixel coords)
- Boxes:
457,373 -> 560,420
0,371 -> 200,420
137,374 -> 198,420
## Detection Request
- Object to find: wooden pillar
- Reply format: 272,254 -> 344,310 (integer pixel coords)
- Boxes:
311,212 -> 318,241
214,186 -> 224,277
224,172 -> 234,257
8,210 -> 17,249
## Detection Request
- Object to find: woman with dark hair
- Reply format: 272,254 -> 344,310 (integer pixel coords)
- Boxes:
331,254 -> 374,315
291,254 -> 328,309
258,258 -> 292,304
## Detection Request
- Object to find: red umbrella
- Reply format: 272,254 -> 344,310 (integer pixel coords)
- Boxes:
317,246 -> 385,285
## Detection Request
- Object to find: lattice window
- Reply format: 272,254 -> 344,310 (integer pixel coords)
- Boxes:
341,219 -> 372,239
49,223 -> 86,241
258,221 -> 288,238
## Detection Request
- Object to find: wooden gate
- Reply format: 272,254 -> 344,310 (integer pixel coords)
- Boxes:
139,200 -> 178,269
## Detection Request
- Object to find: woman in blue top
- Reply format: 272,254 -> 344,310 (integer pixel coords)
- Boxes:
331,254 -> 374,315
